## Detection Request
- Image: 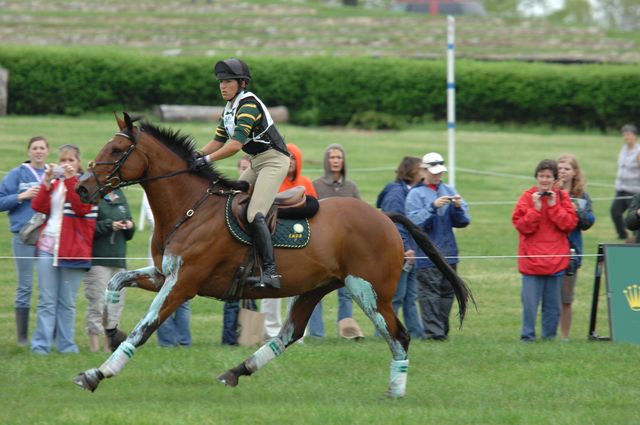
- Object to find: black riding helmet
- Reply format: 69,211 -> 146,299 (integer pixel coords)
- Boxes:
214,58 -> 252,82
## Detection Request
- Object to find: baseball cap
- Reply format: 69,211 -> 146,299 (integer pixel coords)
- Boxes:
420,152 -> 447,174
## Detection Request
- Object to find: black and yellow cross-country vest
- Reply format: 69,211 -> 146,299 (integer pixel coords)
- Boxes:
218,91 -> 289,156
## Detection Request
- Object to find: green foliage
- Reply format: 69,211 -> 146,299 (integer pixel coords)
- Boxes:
1,47 -> 639,130
347,110 -> 407,130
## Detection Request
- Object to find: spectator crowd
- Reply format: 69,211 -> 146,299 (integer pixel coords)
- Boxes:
1,58 -> 636,351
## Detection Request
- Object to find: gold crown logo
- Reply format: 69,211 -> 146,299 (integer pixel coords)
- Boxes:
623,284 -> 640,311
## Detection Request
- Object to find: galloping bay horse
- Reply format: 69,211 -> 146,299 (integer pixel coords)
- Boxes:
73,112 -> 472,397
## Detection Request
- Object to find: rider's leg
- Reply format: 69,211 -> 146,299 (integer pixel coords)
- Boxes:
249,213 -> 280,288
245,149 -> 290,289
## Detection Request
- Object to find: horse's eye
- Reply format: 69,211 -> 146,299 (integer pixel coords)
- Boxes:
111,148 -> 123,155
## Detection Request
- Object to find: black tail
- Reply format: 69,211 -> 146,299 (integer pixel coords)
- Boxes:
386,212 -> 474,326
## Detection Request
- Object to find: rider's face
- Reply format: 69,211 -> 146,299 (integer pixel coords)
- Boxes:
219,79 -> 240,101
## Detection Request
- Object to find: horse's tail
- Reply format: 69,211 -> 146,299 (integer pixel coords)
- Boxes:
386,212 -> 474,326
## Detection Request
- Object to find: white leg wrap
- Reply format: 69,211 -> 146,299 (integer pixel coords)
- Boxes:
245,338 -> 285,373
99,341 -> 136,378
105,289 -> 120,304
388,359 -> 409,398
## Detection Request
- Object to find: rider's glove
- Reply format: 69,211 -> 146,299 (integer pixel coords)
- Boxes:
191,154 -> 211,170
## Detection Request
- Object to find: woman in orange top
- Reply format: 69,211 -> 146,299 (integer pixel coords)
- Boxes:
278,143 -> 317,197
262,143 -> 318,339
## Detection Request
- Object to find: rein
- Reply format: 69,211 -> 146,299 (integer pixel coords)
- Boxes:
161,182 -> 240,246
155,181 -> 243,254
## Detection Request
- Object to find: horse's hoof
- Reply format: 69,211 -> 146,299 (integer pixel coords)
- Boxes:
216,370 -> 239,387
72,368 -> 103,392
380,391 -> 404,400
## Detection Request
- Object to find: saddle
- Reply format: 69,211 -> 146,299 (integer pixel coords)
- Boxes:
231,185 -> 310,234
222,186 -> 318,300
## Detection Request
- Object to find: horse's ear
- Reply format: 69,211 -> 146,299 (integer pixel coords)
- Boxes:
123,112 -> 134,132
115,112 -> 126,131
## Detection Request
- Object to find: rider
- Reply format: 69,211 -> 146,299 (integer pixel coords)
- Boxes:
193,58 -> 290,289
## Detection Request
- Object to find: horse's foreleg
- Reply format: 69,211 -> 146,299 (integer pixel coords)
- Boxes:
73,256 -> 182,392
344,275 -> 410,398
103,266 -> 166,351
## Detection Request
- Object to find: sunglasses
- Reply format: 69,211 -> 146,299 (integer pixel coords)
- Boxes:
427,161 -> 444,166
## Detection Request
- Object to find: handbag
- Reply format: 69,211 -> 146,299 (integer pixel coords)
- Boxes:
19,212 -> 46,245
237,302 -> 265,347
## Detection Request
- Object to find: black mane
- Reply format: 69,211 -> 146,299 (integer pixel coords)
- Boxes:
139,120 -> 246,190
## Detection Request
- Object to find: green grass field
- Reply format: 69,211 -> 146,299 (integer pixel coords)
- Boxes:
0,115 -> 638,424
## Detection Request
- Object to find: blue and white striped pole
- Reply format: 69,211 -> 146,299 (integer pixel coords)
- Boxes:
447,15 -> 456,188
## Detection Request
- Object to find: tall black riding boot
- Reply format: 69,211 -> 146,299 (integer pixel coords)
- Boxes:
249,213 -> 280,289
15,307 -> 29,347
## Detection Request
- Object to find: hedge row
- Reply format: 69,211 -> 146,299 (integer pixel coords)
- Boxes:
1,47 -> 638,130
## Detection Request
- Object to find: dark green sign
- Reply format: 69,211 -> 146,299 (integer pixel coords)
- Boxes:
605,245 -> 640,344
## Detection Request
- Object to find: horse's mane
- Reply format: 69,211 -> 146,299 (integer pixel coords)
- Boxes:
138,120 -> 246,190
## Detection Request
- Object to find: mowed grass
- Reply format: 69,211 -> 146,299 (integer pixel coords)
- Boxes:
0,115 -> 638,425
1,0 -> 638,62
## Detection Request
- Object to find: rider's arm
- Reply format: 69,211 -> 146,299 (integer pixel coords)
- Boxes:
210,140 -> 243,161
200,140 -> 225,156
206,103 -> 261,162
200,121 -> 228,155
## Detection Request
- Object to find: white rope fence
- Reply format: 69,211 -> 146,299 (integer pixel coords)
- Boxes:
0,253 -> 604,262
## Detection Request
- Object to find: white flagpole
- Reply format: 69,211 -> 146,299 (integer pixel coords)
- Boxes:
447,15 -> 456,188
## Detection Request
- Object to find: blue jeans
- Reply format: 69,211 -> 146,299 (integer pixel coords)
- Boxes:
221,300 -> 240,345
307,287 -> 353,337
521,274 -> 562,341
392,266 -> 424,338
12,234 -> 36,309
157,301 -> 192,347
30,251 -> 85,354
221,300 -> 258,345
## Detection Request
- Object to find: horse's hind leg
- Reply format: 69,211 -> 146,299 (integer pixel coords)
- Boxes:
73,255 -> 183,392
344,275 -> 410,398
103,266 -> 165,350
217,285 -> 337,387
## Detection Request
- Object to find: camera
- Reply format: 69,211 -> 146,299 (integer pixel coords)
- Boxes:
539,191 -> 553,197
52,165 -> 65,177
566,248 -> 578,276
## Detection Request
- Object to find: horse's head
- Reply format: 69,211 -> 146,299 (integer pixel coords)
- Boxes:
77,112 -> 148,204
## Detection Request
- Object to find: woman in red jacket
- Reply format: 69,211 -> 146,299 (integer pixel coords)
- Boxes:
512,159 -> 577,342
30,144 -> 97,354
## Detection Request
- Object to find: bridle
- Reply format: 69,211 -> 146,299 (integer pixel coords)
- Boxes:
82,129 -> 191,202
